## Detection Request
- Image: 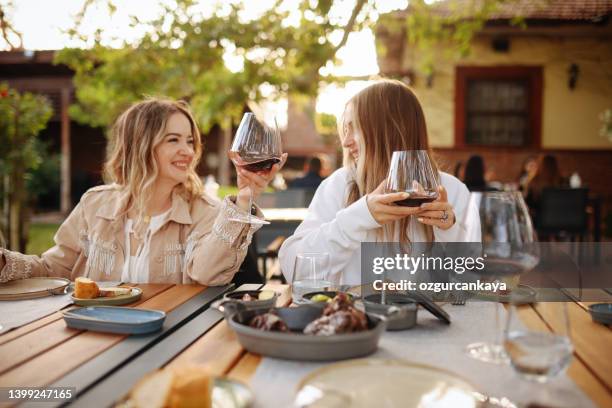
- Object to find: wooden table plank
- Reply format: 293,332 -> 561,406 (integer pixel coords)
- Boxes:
0,283 -> 173,346
0,284 -> 174,375
533,301 -> 612,391
516,305 -> 612,408
166,284 -> 291,377
575,289 -> 612,316
226,353 -> 262,383
0,285 -> 205,388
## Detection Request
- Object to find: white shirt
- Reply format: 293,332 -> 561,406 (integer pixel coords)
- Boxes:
278,167 -> 481,285
121,211 -> 170,283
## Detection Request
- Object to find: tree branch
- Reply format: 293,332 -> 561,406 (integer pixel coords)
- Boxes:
332,0 -> 367,54
0,5 -> 23,50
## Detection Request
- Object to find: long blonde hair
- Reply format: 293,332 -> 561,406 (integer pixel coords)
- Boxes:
104,98 -> 204,219
340,79 -> 438,243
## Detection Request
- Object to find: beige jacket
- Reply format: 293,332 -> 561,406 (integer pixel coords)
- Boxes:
0,184 -> 262,285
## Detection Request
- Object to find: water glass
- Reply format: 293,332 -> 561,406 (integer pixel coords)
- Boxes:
292,253 -> 331,304
504,302 -> 573,383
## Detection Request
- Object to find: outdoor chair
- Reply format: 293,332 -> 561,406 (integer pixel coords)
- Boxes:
537,187 -> 589,241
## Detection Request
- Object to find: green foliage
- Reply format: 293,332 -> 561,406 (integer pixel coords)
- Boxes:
55,0 -> 519,133
315,112 -> 338,146
25,140 -> 61,199
0,84 -> 53,250
397,0 -> 522,75
55,0 -> 372,132
26,223 -> 60,256
0,84 -> 53,176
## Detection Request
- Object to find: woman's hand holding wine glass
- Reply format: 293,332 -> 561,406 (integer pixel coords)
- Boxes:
228,112 -> 285,224
367,150 -> 456,229
416,185 -> 455,230
366,180 -> 424,225
235,153 -> 287,211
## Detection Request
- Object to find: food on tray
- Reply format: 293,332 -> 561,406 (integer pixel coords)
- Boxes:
74,277 -> 132,299
304,293 -> 368,335
74,277 -> 99,299
99,287 -> 132,297
124,365 -> 212,408
237,290 -> 275,302
249,310 -> 289,332
310,294 -> 332,303
246,293 -> 368,336
257,290 -> 275,300
321,293 -> 354,315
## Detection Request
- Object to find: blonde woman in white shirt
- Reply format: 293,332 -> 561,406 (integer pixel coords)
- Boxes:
279,80 -> 480,285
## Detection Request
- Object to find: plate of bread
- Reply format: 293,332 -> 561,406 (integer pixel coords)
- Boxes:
72,277 -> 142,306
117,365 -> 252,408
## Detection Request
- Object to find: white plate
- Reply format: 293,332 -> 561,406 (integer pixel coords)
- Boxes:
0,277 -> 70,300
295,359 -> 479,408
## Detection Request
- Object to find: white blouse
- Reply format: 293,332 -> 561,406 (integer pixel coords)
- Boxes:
278,167 -> 481,285
121,211 -> 170,283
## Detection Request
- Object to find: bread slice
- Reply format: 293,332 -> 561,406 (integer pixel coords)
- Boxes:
99,287 -> 132,298
129,369 -> 174,408
126,365 -> 212,408
167,365 -> 212,408
74,277 -> 99,299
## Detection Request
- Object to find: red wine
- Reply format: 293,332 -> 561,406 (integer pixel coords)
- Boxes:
242,158 -> 281,172
229,151 -> 281,172
390,190 -> 438,207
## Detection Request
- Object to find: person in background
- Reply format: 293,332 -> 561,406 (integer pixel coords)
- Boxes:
0,98 -> 284,285
463,155 -> 499,192
518,156 -> 538,194
289,157 -> 325,189
525,154 -> 565,224
453,161 -> 465,180
278,80 -> 480,285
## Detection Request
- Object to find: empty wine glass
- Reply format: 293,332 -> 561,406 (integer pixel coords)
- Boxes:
385,150 -> 440,207
504,301 -> 573,383
466,191 -> 540,364
292,252 -> 331,304
228,112 -> 283,225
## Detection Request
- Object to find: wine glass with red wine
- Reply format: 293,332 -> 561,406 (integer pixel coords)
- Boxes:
385,150 -> 440,206
228,112 -> 282,224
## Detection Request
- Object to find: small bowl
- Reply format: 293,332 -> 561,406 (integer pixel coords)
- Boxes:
588,303 -> 612,326
223,290 -> 279,310
362,293 -> 418,331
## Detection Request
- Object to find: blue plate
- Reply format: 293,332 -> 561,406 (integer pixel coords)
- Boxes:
588,303 -> 612,326
63,306 -> 166,334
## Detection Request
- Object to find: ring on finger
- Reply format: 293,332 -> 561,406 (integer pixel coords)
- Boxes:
441,210 -> 449,222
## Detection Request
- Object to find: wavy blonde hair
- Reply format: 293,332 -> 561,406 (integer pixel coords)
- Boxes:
340,79 -> 438,244
104,98 -> 203,219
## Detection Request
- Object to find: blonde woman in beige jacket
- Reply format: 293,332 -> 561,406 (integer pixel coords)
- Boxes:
0,98 -> 285,285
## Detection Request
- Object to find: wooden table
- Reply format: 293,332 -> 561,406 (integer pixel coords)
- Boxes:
0,284 -> 610,407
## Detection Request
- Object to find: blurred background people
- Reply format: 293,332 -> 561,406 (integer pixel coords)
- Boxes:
526,154 -> 565,207
453,161 -> 465,180
289,156 -> 324,189
525,154 -> 567,233
518,156 -> 538,194
463,155 -> 499,192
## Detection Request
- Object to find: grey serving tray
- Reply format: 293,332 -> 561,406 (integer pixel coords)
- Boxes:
223,305 -> 386,361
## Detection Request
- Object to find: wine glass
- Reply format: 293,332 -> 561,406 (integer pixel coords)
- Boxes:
504,301 -> 573,384
466,191 -> 540,364
228,112 -> 283,224
385,150 -> 440,207
291,252 -> 331,304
